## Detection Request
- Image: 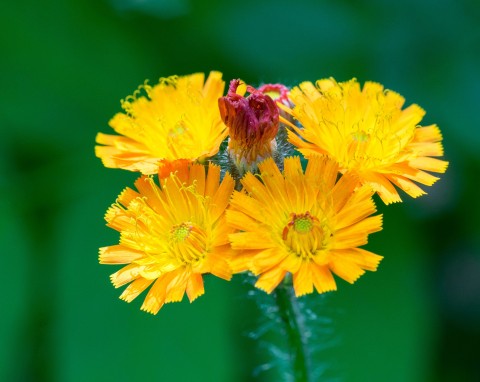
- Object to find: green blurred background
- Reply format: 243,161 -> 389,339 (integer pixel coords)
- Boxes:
1,0 -> 479,381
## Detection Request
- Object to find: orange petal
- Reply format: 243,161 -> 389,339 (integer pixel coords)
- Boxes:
210,171 -> 235,223
335,185 -> 376,230
254,267 -> 287,294
158,159 -> 191,179
413,124 -> 443,143
409,157 -> 449,173
361,172 -> 402,204
331,248 -> 383,272
333,215 -> 383,249
229,190 -> 264,223
165,270 -> 189,303
311,263 -> 337,293
329,258 -> 365,284
250,248 -> 287,275
189,163 -> 206,196
293,262 -> 314,296
205,162 -> 221,198
204,252 -> 233,281
186,273 -> 205,302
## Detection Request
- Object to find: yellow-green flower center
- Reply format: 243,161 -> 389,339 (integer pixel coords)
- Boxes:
352,131 -> 369,143
170,222 -> 193,242
168,121 -> 187,138
169,222 -> 208,265
283,212 -> 331,260
293,216 -> 314,233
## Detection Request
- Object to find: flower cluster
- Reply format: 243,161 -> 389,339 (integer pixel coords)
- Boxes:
97,71 -> 448,314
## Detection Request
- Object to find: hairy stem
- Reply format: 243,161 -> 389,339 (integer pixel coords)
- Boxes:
274,277 -> 311,382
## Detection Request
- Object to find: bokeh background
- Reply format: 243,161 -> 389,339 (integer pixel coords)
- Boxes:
2,0 -> 479,381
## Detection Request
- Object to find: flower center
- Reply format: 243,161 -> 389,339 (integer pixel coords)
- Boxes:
344,131 -> 380,171
352,131 -> 369,143
169,222 -> 208,265
169,121 -> 187,138
282,212 -> 330,260
170,222 -> 192,242
293,215 -> 314,233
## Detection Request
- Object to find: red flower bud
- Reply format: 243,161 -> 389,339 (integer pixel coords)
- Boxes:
218,80 -> 280,175
219,80 -> 279,146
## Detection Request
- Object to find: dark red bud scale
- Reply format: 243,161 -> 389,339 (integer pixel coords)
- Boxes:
218,80 -> 279,146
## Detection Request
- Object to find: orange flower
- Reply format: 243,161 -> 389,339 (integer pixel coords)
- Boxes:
227,156 -> 383,296
96,72 -> 227,175
280,78 -> 449,204
99,163 -> 235,314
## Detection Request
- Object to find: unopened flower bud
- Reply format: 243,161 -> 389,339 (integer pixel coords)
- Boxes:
218,79 -> 279,177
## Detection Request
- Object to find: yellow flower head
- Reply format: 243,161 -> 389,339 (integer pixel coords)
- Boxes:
99,162 -> 235,314
96,71 -> 227,175
280,78 -> 449,204
227,156 -> 383,296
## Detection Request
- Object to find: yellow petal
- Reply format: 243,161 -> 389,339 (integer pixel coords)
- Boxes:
140,274 -> 173,314
282,78 -> 447,204
387,174 -> 427,198
99,245 -> 144,264
409,157 -> 449,173
96,72 -> 227,174
119,278 -> 154,302
229,231 -> 275,250
100,156 -> 236,314
110,263 -> 145,288
165,270 -> 189,303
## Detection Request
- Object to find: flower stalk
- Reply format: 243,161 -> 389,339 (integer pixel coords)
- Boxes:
274,276 -> 312,382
